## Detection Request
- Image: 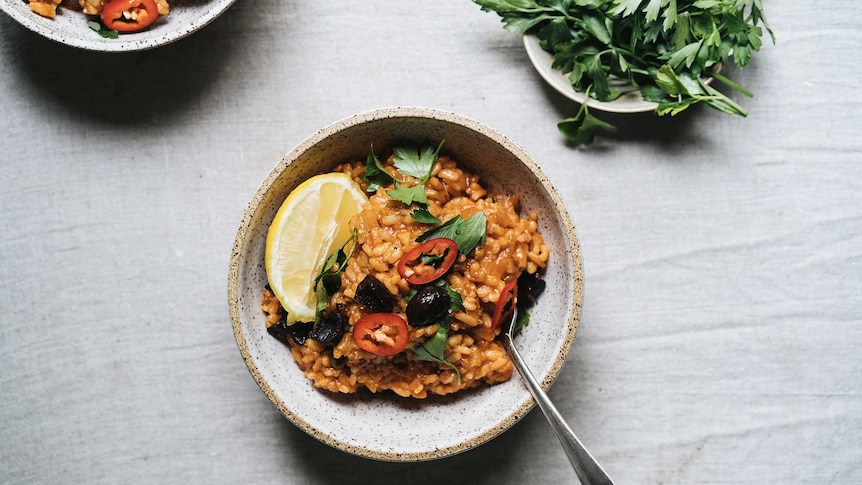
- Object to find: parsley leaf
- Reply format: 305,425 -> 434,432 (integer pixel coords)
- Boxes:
312,230 -> 357,325
362,146 -> 395,193
386,141 -> 444,205
366,141 -> 445,208
444,284 -> 465,313
557,85 -> 617,144
416,211 -> 487,256
387,181 -> 428,206
87,20 -> 118,39
513,308 -> 531,336
412,324 -> 461,384
410,208 -> 441,224
392,142 -> 442,180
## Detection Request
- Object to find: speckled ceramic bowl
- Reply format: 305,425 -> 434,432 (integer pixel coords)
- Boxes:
0,0 -> 235,51
228,107 -> 583,461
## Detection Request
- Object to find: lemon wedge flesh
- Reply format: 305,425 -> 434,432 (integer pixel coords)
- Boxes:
265,172 -> 368,324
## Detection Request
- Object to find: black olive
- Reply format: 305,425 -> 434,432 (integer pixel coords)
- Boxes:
406,285 -> 451,327
309,311 -> 348,347
354,274 -> 396,313
517,271 -> 546,309
267,316 -> 313,346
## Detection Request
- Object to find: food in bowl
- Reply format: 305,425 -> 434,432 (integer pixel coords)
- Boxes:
229,107 -> 582,460
260,141 -> 549,399
26,0 -> 169,35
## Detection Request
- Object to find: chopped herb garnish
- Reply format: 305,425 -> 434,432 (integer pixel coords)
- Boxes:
385,141 -> 444,206
387,182 -> 429,206
513,309 -> 530,336
87,20 -> 119,39
312,229 -> 358,325
410,208 -> 441,224
362,145 -> 395,193
417,211 -> 487,256
412,324 -> 461,384
392,143 -> 442,179
361,141 -> 445,208
443,283 -> 465,313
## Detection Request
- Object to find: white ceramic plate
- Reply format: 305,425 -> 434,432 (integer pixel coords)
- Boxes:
523,34 -> 658,113
228,107 -> 584,461
0,0 -> 235,51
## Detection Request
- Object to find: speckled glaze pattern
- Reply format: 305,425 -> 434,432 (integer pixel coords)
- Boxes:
228,107 -> 584,462
0,0 -> 235,52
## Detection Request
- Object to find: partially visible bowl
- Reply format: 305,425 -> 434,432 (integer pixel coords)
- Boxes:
524,34 -> 659,113
524,34 -> 722,114
228,107 -> 584,461
0,0 -> 235,51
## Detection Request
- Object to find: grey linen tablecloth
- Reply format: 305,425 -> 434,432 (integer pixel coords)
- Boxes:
1,1 -> 859,483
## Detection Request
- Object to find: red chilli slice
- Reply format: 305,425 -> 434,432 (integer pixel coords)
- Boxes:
397,238 -> 458,285
100,0 -> 159,32
352,313 -> 409,356
491,278 -> 518,329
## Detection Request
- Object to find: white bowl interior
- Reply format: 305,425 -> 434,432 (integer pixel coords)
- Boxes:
229,107 -> 583,461
0,0 -> 235,51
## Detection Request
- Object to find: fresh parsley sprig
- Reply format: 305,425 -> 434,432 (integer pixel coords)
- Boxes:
409,208 -> 441,224
361,142 -> 445,223
474,0 -> 773,144
412,324 -> 461,384
388,142 -> 443,212
557,85 -> 617,145
363,145 -> 393,193
416,211 -> 487,256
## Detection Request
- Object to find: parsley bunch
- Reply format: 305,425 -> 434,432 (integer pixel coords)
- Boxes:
474,0 -> 773,144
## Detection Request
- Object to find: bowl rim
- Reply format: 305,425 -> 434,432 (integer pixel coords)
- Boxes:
228,106 -> 584,461
0,0 -> 237,52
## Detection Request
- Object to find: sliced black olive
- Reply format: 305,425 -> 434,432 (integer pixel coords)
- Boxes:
309,311 -> 348,347
267,316 -> 313,346
406,285 -> 451,327
354,274 -> 396,313
517,271 -> 546,309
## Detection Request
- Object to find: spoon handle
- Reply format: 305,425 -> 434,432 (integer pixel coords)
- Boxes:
502,335 -> 614,485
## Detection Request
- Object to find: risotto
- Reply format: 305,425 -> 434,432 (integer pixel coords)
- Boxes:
262,143 -> 549,398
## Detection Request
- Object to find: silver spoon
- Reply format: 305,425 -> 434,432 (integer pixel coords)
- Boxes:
500,301 -> 614,485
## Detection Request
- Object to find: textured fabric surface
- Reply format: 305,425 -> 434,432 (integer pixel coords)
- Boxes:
1,1 -> 859,483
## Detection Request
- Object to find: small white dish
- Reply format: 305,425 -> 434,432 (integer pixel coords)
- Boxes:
523,34 -> 658,113
0,0 -> 236,52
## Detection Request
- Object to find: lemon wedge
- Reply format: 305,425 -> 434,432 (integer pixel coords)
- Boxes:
265,172 -> 368,324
